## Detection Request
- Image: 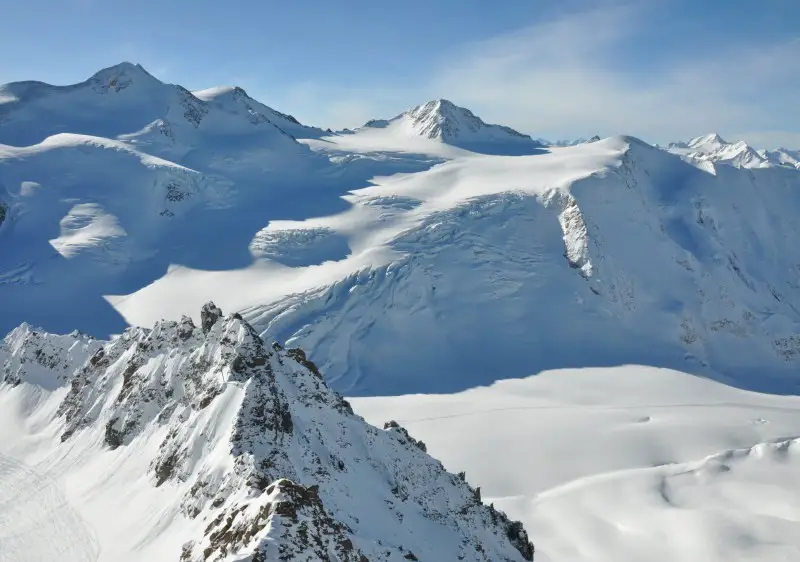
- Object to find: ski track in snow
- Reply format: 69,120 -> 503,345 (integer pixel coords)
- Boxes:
0,454 -> 99,562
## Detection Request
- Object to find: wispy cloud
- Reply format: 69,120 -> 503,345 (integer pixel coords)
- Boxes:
257,81 -> 423,131
247,3 -> 799,147
429,4 -> 800,146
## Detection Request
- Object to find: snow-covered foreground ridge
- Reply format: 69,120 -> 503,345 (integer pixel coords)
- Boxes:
0,305 -> 533,562
2,62 -> 800,398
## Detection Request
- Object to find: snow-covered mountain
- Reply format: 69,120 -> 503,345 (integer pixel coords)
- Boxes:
0,63 -> 419,336
0,62 -> 323,146
536,135 -> 601,147
0,303 -> 533,561
759,147 -> 800,169
235,135 -> 800,396
667,133 -> 800,169
4,61 -> 800,562
356,99 -> 545,155
3,64 -> 800,398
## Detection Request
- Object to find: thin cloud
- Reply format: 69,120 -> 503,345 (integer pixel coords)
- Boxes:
429,6 -> 800,146
245,4 -> 798,147
262,81 -> 423,131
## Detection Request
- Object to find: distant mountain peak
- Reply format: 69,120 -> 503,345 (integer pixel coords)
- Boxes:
403,98 -> 531,142
91,61 -> 151,75
538,136 -> 602,147
669,133 -> 771,169
688,132 -> 727,149
359,98 -> 541,154
88,61 -> 162,93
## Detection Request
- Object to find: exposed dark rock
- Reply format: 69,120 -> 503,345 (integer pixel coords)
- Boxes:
286,347 -> 323,379
177,316 -> 196,340
201,302 -> 223,334
506,521 -> 535,561
384,421 -> 427,453
104,418 -> 124,449
154,451 -> 180,487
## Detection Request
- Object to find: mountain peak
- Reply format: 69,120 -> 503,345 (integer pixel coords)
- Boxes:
688,132 -> 727,148
88,62 -> 162,92
405,98 -> 484,133
419,98 -> 459,112
381,98 -> 540,152
669,133 -> 772,168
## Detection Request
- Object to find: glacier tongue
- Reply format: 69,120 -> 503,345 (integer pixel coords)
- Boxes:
0,304 -> 534,562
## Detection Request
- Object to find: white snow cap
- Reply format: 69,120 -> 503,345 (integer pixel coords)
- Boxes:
359,98 -> 543,153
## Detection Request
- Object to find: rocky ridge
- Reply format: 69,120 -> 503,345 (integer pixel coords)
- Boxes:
1,303 -> 534,561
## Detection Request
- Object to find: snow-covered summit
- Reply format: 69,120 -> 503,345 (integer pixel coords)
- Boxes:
192,85 -> 325,139
667,133 -> 779,169
401,99 -> 530,141
759,146 -> 800,169
358,99 -> 544,155
1,322 -> 101,390
86,61 -> 163,92
0,62 -> 319,147
687,132 -> 728,151
0,304 -> 534,561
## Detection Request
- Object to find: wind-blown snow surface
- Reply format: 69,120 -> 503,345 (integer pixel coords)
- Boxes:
353,366 -> 800,562
0,307 -> 533,562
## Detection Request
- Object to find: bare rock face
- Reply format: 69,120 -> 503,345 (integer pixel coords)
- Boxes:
200,301 -> 224,334
5,307 -> 534,561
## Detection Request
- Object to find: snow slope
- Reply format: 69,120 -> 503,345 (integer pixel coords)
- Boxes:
0,453 -> 99,562
237,136 -> 800,396
0,305 -> 533,562
352,365 -> 800,562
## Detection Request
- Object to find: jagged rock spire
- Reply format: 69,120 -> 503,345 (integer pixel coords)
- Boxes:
200,301 -> 223,334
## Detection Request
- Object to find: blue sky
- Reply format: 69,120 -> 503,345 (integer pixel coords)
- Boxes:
2,0 -> 798,146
